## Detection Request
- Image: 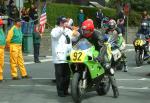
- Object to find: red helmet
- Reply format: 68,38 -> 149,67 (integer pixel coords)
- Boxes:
0,19 -> 4,25
81,19 -> 95,38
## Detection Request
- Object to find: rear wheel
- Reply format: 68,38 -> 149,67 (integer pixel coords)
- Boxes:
96,75 -> 110,95
135,50 -> 143,66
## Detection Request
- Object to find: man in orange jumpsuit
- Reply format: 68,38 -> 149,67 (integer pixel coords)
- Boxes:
6,19 -> 31,80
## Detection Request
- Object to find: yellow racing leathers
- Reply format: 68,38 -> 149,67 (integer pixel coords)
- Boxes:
0,28 -> 5,80
6,26 -> 27,78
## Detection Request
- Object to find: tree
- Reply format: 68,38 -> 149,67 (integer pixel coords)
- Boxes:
107,0 -> 150,12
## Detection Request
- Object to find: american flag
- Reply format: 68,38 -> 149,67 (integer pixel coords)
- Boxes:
39,3 -> 47,33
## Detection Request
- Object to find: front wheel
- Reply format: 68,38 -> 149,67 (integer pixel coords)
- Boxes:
135,50 -> 143,67
71,73 -> 83,103
96,75 -> 110,95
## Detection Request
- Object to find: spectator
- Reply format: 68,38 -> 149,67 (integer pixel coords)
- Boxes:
8,3 -> 19,28
95,9 -> 104,29
77,9 -> 85,27
21,7 -> 26,20
141,10 -> 149,22
10,3 -> 19,21
118,9 -> 125,20
117,9 -> 126,38
24,8 -> 30,22
51,16 -> 72,97
0,19 -> 6,82
21,8 -> 30,34
6,19 -> 31,80
33,24 -> 41,63
0,3 -> 6,16
28,5 -> 36,34
33,7 -> 39,25
29,5 -> 35,20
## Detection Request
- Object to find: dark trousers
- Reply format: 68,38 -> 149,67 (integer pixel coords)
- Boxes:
54,63 -> 70,95
33,43 -> 40,62
96,19 -> 102,28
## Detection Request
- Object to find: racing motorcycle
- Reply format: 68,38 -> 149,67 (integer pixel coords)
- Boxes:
133,34 -> 150,66
107,34 -> 126,71
67,39 -> 115,103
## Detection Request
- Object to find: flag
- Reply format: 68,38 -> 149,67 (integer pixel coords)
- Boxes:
39,2 -> 47,33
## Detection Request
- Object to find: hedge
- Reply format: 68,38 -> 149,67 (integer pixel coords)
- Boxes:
47,3 -> 118,26
25,3 -> 141,27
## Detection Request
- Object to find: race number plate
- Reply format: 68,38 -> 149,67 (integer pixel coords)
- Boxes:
70,51 -> 86,63
134,39 -> 144,46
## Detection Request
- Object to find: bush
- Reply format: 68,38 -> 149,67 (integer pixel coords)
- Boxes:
47,3 -> 79,26
47,3 -> 117,26
24,3 -> 141,27
128,10 -> 141,26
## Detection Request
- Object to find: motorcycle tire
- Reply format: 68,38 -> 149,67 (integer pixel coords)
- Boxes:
116,62 -> 124,70
71,73 -> 82,103
96,75 -> 110,96
147,61 -> 150,64
135,51 -> 143,67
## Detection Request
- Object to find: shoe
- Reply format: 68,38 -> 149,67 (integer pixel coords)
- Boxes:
64,91 -> 70,95
123,66 -> 128,72
113,88 -> 119,98
0,80 -> 3,83
52,79 -> 56,83
34,61 -> 41,63
22,75 -> 32,79
58,93 -> 66,97
12,77 -> 20,80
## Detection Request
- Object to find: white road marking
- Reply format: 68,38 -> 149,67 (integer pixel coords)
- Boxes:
4,58 -> 53,65
119,86 -> 149,90
9,84 -> 50,87
7,85 -> 150,90
3,77 -> 150,81
125,49 -> 134,52
126,44 -> 134,47
133,66 -> 141,69
117,78 -> 150,81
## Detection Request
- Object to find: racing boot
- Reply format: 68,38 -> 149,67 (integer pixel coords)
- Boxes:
121,53 -> 128,72
109,75 -> 119,98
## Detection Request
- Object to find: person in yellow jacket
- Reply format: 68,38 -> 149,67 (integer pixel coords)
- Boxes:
6,19 -> 31,80
0,19 -> 6,82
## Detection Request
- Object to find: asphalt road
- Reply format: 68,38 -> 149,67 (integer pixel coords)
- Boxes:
0,45 -> 150,103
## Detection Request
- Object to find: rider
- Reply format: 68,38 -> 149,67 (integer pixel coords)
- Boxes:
105,19 -> 128,72
78,19 -> 119,98
136,22 -> 150,59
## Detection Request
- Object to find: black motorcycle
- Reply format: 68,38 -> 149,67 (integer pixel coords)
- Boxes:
133,34 -> 150,66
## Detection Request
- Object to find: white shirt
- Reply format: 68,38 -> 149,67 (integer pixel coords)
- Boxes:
51,26 -> 72,64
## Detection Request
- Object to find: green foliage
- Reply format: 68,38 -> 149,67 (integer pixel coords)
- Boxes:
46,3 -> 117,26
106,0 -> 150,12
47,3 -> 79,26
128,10 -> 141,26
102,8 -> 116,19
24,3 -> 141,26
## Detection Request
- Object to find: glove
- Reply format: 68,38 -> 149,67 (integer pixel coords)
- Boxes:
94,56 -> 102,63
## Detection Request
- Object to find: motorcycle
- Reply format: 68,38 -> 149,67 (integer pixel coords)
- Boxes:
107,34 -> 126,71
133,34 -> 150,66
67,39 -> 112,103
